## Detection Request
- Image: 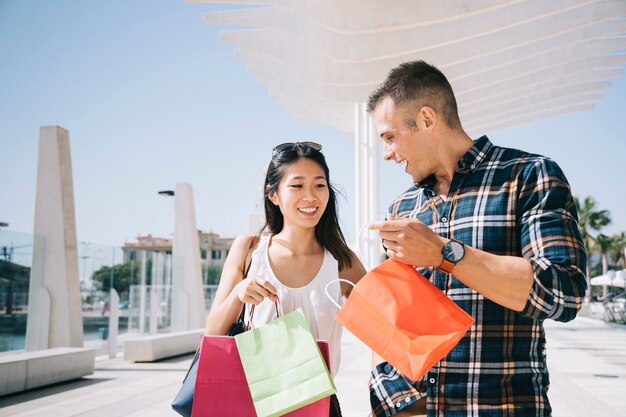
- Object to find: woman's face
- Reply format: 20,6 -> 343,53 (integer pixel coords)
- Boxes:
269,158 -> 330,230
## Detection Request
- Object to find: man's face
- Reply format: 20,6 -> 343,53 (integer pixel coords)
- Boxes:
373,97 -> 436,184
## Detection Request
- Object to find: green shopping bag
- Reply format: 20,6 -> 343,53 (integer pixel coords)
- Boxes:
234,308 -> 336,417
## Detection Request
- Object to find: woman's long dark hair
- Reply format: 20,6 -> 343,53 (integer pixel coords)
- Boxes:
261,144 -> 353,270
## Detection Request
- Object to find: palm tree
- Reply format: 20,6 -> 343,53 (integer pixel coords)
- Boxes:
591,233 -> 626,299
595,234 -> 613,297
609,232 -> 626,269
574,196 -> 611,301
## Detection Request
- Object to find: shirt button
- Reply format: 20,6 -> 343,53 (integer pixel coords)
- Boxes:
429,377 -> 436,384
471,164 -> 476,170
441,217 -> 448,223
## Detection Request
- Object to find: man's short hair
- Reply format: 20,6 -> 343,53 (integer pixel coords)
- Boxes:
367,60 -> 462,130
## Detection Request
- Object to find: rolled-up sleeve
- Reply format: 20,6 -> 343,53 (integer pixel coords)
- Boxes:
370,363 -> 425,417
518,158 -> 587,322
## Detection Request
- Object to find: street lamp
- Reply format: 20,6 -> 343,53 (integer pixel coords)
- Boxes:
158,190 -> 175,197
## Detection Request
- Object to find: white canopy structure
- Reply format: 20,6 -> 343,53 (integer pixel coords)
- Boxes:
189,0 -> 626,265
590,269 -> 626,288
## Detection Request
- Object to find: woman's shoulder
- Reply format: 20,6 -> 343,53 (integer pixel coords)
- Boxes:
232,234 -> 257,251
228,234 -> 265,261
233,233 -> 268,248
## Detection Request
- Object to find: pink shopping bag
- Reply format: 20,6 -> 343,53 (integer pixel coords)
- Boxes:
192,334 -> 332,417
191,335 -> 255,417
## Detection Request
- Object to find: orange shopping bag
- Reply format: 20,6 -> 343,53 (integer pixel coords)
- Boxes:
330,259 -> 474,380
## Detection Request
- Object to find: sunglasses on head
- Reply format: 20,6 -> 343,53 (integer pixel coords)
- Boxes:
272,141 -> 322,155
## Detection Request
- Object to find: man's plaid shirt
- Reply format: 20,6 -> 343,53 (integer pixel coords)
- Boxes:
370,136 -> 587,417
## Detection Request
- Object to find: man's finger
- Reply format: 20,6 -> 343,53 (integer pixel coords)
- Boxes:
386,249 -> 407,263
367,220 -> 404,231
382,239 -> 400,251
379,230 -> 400,241
386,248 -> 398,260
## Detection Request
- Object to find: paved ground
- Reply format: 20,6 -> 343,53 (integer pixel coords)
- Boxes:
0,316 -> 624,417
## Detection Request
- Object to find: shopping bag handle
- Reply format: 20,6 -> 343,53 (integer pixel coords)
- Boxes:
246,298 -> 280,330
357,223 -> 372,272
324,279 -> 355,310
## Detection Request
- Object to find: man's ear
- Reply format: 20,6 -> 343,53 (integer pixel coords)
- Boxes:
419,106 -> 437,130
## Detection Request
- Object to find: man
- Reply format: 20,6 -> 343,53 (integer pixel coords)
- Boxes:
366,60 -> 587,417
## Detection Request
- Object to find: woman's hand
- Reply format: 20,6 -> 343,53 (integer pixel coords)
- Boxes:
235,275 -> 278,304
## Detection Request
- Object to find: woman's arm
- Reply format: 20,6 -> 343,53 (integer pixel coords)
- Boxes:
204,235 -> 276,335
339,250 -> 367,297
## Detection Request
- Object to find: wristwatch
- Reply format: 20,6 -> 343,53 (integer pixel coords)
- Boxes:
439,239 -> 465,274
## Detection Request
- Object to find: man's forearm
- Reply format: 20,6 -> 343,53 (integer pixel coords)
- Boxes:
452,245 -> 534,311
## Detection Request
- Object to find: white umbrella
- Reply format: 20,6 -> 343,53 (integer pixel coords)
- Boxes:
590,269 -> 626,288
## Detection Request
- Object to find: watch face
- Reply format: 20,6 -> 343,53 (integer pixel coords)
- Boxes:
443,240 -> 465,263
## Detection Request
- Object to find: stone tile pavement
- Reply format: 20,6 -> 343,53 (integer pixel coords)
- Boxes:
0,317 -> 624,417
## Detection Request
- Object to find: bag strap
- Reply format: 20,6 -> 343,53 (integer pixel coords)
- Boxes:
240,234 -> 280,329
324,279 -> 354,309
182,235 -> 262,381
247,298 -> 280,328
235,235 -> 261,324
243,235 -> 260,279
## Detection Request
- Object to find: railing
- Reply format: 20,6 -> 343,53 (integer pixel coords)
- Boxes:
0,231 -> 222,354
600,292 -> 626,323
0,229 -> 42,352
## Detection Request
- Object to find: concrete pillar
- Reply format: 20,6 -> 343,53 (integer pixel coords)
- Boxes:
354,103 -> 363,243
367,114 -> 380,266
171,183 -> 206,331
149,288 -> 158,335
354,105 -> 382,269
108,289 -> 119,358
25,126 -> 83,350
139,250 -> 147,334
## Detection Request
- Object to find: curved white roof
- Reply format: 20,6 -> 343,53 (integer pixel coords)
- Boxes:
189,0 -> 626,135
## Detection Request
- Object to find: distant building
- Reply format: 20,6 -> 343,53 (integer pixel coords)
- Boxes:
199,232 -> 236,266
122,235 -> 172,263
122,231 -> 235,267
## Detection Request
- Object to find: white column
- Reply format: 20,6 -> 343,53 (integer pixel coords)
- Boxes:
25,126 -> 83,350
354,104 -> 382,269
139,250 -> 147,334
367,115 -> 381,266
354,102 -> 363,243
149,288 -> 158,335
171,183 -> 206,331
108,289 -> 119,358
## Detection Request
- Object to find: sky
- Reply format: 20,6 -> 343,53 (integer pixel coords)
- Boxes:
1,1 -> 625,253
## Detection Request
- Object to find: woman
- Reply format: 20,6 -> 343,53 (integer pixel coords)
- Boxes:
205,141 -> 366,380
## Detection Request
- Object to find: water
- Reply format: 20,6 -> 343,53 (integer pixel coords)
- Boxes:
0,315 -> 129,353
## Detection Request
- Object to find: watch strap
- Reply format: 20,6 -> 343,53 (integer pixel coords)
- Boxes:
439,258 -> 455,274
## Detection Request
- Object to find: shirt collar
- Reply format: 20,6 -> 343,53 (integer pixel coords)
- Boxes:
414,135 -> 492,193
457,135 -> 492,174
